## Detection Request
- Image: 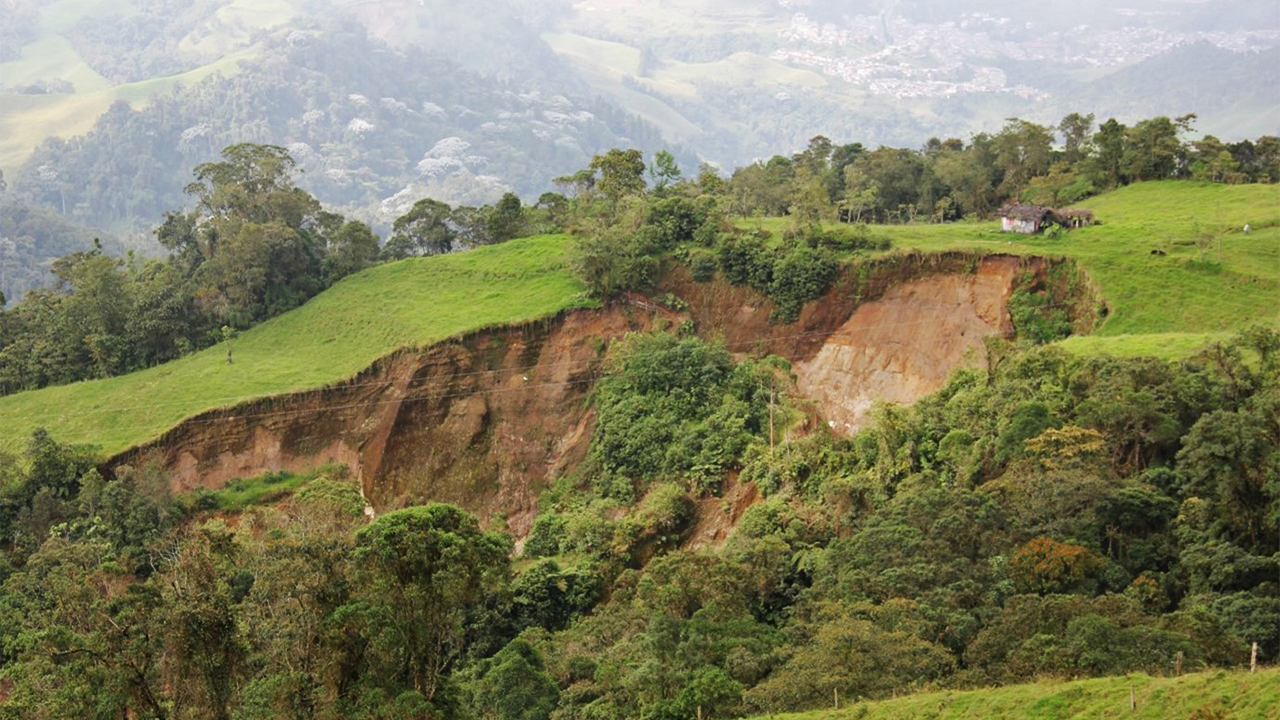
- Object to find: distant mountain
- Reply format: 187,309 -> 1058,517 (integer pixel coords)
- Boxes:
0,0 -> 1276,249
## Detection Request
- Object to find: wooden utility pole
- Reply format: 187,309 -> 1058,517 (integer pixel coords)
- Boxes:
768,375 -> 776,453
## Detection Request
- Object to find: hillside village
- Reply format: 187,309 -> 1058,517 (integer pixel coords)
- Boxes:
773,8 -> 1280,100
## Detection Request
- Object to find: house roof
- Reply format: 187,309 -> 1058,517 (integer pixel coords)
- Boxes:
1000,204 -> 1051,221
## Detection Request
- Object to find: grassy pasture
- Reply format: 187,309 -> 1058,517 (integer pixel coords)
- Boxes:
0,235 -> 590,455
744,667 -> 1279,720
749,181 -> 1279,358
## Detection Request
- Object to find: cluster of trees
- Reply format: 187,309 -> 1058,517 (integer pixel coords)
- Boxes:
723,115 -> 1280,223
559,148 -> 885,322
1,327 -> 1274,718
0,185 -> 125,305
0,145 -> 377,393
512,327 -> 1280,717
0,144 -> 561,396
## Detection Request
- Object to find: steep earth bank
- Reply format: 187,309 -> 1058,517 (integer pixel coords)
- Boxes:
110,253 -> 1086,536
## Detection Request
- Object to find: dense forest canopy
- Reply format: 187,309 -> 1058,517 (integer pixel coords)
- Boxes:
0,325 -> 1275,718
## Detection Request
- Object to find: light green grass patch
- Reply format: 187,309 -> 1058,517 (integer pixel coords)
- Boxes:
206,469 -> 310,510
0,235 -> 589,456
0,34 -> 112,91
746,667 -> 1279,720
0,46 -> 258,174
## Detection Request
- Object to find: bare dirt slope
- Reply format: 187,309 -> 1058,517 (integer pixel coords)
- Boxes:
112,253 -> 1053,536
793,256 -> 1018,434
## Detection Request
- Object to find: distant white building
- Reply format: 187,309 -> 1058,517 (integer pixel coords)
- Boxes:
999,204 -> 1094,234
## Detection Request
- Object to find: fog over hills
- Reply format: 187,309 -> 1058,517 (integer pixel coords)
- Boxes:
0,0 -> 1275,284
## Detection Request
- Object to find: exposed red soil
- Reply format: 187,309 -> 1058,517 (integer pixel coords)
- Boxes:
110,253 -> 1067,539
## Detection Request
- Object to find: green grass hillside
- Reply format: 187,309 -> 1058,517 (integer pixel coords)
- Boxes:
747,667 -> 1279,720
1,182 -> 1275,457
864,181 -> 1278,358
750,182 -> 1277,356
0,234 -> 588,455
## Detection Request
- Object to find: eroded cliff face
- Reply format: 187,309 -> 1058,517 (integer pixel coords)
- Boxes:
792,256 -> 1019,434
110,253 -> 1065,536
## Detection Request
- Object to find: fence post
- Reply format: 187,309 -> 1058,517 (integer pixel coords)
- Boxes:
1130,685 -> 1136,711
1251,642 -> 1259,674
1175,651 -> 1184,677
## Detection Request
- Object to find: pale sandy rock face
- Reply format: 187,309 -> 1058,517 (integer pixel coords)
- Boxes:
793,257 -> 1017,435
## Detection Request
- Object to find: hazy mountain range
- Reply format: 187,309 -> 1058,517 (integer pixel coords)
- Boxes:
0,0 -> 1275,247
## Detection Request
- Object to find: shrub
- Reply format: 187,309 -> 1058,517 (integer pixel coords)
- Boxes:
688,251 -> 718,282
769,245 -> 839,323
524,514 -> 567,557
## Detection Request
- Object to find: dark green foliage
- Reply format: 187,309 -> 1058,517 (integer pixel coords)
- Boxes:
0,144 -> 370,395
487,192 -> 528,243
1008,285 -> 1073,345
715,235 -> 773,290
523,513 -> 567,557
961,595 -> 1234,685
569,221 -> 659,299
385,198 -> 457,259
768,245 -> 839,323
588,332 -> 770,497
687,250 -> 718,282
462,638 -> 560,720
511,560 -> 600,632
352,503 -> 512,701
646,196 -> 710,250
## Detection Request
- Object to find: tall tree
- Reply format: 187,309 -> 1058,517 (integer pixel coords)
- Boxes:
590,148 -> 648,209
350,504 -> 511,702
385,198 -> 457,258
1058,112 -> 1096,165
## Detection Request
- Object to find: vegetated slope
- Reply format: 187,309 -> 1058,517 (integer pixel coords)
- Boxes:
747,667 -> 1279,720
0,234 -> 589,455
105,252 -> 1052,533
2,181 -> 1269,455
0,0 -> 285,172
866,181 -> 1280,357
8,24 -> 674,234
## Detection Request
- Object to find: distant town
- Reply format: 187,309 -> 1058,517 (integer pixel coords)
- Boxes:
772,9 -> 1280,100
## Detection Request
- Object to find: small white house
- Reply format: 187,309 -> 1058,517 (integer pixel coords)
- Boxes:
1000,204 -> 1052,234
999,204 -> 1095,234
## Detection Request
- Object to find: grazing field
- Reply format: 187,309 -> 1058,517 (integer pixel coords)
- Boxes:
0,235 -> 589,455
747,181 -> 1280,358
745,667 -> 1279,720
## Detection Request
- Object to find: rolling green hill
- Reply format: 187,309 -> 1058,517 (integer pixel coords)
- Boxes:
863,181 -> 1280,357
0,234 -> 589,455
1,182 -> 1276,456
746,667 -> 1279,720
